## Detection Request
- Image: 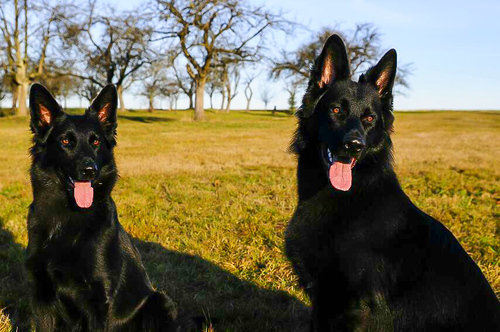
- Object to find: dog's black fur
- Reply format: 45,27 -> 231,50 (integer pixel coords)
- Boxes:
26,84 -> 181,331
285,35 -> 500,331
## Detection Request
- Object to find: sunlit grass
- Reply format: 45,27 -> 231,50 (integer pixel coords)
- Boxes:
0,110 -> 498,331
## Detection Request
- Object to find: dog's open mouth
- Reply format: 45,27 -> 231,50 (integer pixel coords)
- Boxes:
68,176 -> 94,209
323,145 -> 356,191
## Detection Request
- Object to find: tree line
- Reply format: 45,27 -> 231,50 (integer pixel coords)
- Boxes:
0,0 -> 412,120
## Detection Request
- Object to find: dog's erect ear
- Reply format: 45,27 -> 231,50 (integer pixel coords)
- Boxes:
299,34 -> 351,118
361,49 -> 397,99
86,84 -> 117,134
29,83 -> 65,136
313,34 -> 350,88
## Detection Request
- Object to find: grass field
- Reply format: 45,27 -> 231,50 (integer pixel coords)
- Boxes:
0,110 -> 499,331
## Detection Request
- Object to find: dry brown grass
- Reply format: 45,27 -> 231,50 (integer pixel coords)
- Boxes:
0,110 -> 498,331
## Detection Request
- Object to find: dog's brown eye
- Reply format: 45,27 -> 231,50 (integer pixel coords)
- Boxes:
93,139 -> 100,146
332,107 -> 340,114
365,116 -> 374,122
61,138 -> 69,145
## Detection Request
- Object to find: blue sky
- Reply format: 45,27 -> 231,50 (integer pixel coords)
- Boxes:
103,0 -> 500,110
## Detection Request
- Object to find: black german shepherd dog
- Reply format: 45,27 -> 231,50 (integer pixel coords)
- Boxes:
285,35 -> 500,331
26,83 -> 181,331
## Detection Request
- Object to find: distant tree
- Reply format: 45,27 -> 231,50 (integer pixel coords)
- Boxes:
76,80 -> 100,103
244,73 -> 257,111
206,68 -> 223,110
224,64 -> 240,112
139,58 -> 175,113
272,24 -> 412,91
160,81 -> 180,111
156,0 -> 292,120
172,61 -> 195,110
285,80 -> 300,113
259,86 -> 272,111
63,2 -> 154,111
38,70 -> 79,109
0,0 -> 71,115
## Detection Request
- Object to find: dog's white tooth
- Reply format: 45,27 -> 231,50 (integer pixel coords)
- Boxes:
327,149 -> 333,163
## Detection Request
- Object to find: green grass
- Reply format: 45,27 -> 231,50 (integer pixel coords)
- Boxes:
0,110 -> 498,331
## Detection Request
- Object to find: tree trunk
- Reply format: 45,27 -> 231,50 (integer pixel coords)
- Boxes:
220,89 -> 225,111
17,82 -> 28,116
224,83 -> 231,113
148,92 -> 154,113
209,92 -> 214,110
188,94 -> 194,110
194,77 -> 206,121
244,86 -> 252,111
117,84 -> 126,112
11,86 -> 19,111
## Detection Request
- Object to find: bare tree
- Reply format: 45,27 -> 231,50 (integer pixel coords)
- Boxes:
139,58 -> 175,113
272,24 -> 412,91
62,2 -> 154,111
285,79 -> 300,114
172,61 -> 195,109
206,68 -> 223,110
76,80 -> 100,103
160,81 -> 180,111
224,64 -> 239,112
259,86 -> 272,111
38,69 -> 78,109
244,73 -> 257,111
0,0 -> 71,115
208,56 -> 241,112
142,77 -> 162,113
156,0 -> 291,121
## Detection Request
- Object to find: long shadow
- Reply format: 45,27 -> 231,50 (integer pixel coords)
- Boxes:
118,115 -> 176,124
0,217 -> 31,332
0,218 -> 309,331
135,239 -> 310,332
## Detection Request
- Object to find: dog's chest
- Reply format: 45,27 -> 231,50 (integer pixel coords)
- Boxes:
286,195 -> 390,287
39,220 -> 110,285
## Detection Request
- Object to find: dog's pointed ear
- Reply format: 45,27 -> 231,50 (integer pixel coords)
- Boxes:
29,83 -> 65,135
361,49 -> 397,99
299,34 -> 351,118
313,34 -> 350,88
86,84 -> 117,135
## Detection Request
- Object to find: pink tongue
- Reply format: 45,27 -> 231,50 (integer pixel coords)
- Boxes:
74,181 -> 94,208
329,160 -> 354,191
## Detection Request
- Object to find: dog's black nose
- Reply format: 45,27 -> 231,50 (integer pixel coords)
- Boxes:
79,159 -> 97,180
344,137 -> 365,155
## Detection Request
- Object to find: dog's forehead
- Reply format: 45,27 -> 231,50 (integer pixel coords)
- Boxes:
325,81 -> 379,110
56,115 -> 103,136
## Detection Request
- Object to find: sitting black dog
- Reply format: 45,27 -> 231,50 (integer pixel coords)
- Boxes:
26,83 -> 181,331
285,34 -> 500,331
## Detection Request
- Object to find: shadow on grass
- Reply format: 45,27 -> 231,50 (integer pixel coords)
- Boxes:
0,220 -> 309,331
118,115 -> 176,124
135,239 -> 310,332
0,218 -> 31,332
